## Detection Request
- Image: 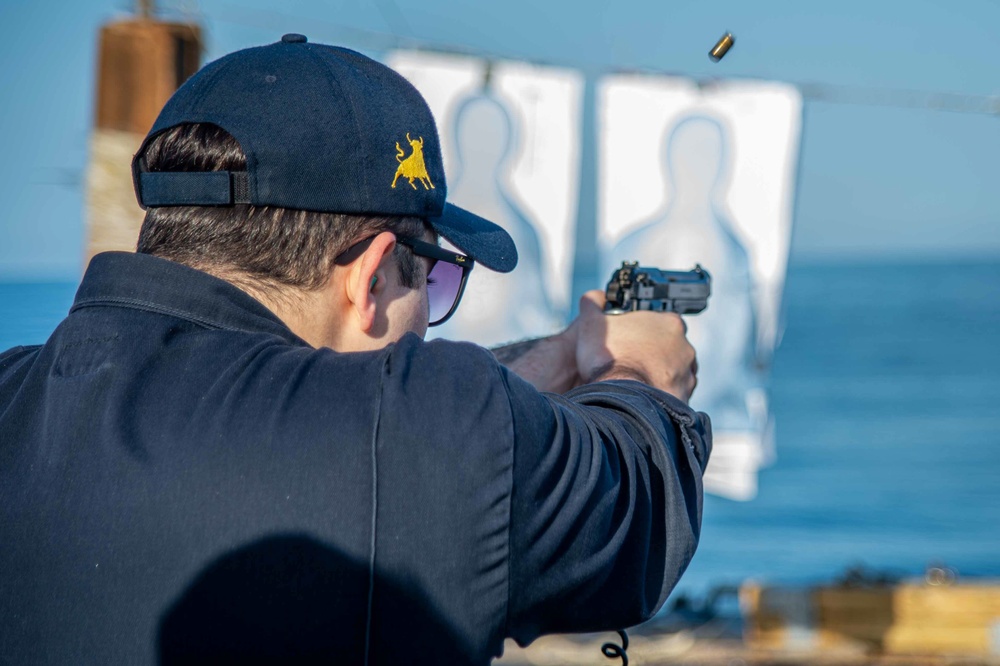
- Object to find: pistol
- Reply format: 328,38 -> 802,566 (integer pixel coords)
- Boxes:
604,261 -> 711,315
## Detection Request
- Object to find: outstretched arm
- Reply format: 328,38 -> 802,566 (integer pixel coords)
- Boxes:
500,290 -> 707,641
501,370 -> 711,644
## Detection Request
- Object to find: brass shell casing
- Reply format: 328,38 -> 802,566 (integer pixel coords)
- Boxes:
709,32 -> 735,62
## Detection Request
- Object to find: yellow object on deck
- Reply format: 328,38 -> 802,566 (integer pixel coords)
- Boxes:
742,577 -> 1000,656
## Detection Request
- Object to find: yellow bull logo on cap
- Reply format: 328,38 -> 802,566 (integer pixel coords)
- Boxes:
391,133 -> 435,190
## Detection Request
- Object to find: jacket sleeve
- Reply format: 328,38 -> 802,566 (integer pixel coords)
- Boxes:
502,369 -> 712,645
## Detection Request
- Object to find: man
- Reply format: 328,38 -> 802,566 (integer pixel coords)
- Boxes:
0,35 -> 710,664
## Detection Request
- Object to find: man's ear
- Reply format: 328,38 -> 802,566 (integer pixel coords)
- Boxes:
347,231 -> 397,333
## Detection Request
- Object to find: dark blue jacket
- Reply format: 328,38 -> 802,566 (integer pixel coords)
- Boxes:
0,252 -> 711,665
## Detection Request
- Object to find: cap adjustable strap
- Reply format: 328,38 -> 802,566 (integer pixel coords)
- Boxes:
139,171 -> 252,206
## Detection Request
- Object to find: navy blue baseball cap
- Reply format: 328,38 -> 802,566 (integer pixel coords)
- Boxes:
132,34 -> 517,273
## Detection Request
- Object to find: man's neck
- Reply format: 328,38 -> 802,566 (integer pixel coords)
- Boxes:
256,290 -> 334,350
208,269 -> 338,350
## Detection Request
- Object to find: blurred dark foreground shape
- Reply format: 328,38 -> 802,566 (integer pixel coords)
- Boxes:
159,535 -> 472,665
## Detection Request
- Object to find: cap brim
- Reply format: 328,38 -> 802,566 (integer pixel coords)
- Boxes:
427,203 -> 518,273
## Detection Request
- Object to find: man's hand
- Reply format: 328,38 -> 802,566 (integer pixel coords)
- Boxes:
573,290 -> 698,402
491,291 -> 698,401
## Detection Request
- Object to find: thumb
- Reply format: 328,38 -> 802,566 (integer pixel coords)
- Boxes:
579,289 -> 607,314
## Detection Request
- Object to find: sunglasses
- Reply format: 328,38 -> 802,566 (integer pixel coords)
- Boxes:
335,234 -> 474,327
395,236 -> 474,326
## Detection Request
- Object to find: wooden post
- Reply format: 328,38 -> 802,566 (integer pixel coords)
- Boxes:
85,13 -> 202,266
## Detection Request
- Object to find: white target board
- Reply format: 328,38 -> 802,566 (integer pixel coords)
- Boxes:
387,50 -> 584,347
598,75 -> 803,500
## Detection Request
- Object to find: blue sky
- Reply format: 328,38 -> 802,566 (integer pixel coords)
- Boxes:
0,0 -> 997,280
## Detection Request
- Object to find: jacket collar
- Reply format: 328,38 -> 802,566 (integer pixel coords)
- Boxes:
72,252 -> 307,346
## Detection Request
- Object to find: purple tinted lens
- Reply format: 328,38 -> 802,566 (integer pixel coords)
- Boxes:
427,260 -> 463,323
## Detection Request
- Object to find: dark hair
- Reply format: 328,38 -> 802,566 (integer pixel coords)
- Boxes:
136,124 -> 425,295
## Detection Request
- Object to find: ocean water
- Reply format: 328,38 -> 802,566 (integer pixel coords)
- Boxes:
680,258 -> 1000,595
2,259 -> 998,595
